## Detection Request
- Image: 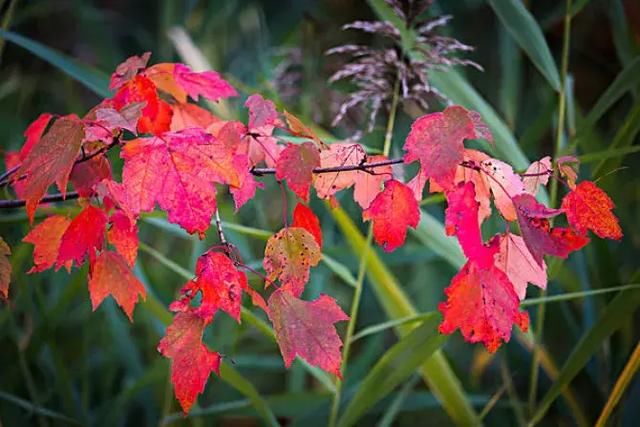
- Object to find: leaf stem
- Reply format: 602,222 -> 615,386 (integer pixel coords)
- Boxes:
529,0 -> 572,416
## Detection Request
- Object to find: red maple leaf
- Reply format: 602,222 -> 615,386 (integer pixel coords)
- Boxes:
112,75 -> 172,135
283,111 -> 326,149
480,157 -> 525,221
56,205 -> 107,269
523,156 -> 552,196
514,194 -> 588,265
158,311 -> 221,414
107,210 -> 138,267
19,113 -> 53,160
23,216 -> 72,273
263,227 -> 321,297
314,143 -> 366,199
170,103 -> 220,132
494,233 -> 547,300
88,250 -> 146,320
352,155 -> 392,209
429,149 -> 492,223
444,182 -> 489,264
119,128 -> 246,234
275,142 -> 321,202
15,115 -> 85,222
561,180 -> 622,240
363,179 -> 420,252
170,251 -> 248,322
92,102 -> 145,136
404,106 -> 492,190
109,52 -> 151,91
292,203 -> 323,248
70,154 -> 112,197
173,63 -> 237,102
439,259 -> 529,353
241,94 -> 283,168
210,121 -> 261,211
267,289 -> 348,376
245,93 -> 281,129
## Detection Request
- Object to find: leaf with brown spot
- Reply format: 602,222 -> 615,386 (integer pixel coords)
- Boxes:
263,227 -> 321,297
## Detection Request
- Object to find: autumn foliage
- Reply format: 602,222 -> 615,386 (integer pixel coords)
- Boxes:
0,53 -> 622,414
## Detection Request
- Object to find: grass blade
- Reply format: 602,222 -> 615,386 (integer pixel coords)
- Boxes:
0,29 -> 110,97
411,212 -> 465,269
583,56 -> 640,129
337,313 -> 448,427
595,340 -> 640,427
578,145 -> 640,163
219,363 -> 280,427
351,313 -> 434,343
530,288 -> 640,425
488,0 -> 561,91
520,284 -> 640,307
377,375 -> 421,427
330,206 -> 480,426
0,390 -> 81,425
592,101 -> 640,177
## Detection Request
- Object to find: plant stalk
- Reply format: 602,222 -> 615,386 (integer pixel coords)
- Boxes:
328,77 -> 400,427
528,0 -> 573,416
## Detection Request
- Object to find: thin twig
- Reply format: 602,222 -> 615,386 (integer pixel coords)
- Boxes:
0,153 -> 557,210
0,191 -> 80,209
0,137 -> 122,188
250,158 -> 404,176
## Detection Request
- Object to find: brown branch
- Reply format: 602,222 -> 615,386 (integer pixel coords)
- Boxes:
0,156 -> 556,210
0,191 -> 80,209
251,157 -> 404,176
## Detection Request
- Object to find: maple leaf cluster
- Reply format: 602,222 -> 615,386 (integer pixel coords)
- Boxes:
0,53 -> 622,413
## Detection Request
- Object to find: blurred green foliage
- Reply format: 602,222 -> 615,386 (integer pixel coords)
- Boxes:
0,0 -> 639,426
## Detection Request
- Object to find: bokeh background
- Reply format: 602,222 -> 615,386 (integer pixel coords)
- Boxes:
0,0 -> 639,426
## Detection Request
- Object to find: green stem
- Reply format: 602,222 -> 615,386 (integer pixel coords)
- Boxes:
328,76 -> 401,427
529,0 -> 572,416
382,75 -> 401,158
